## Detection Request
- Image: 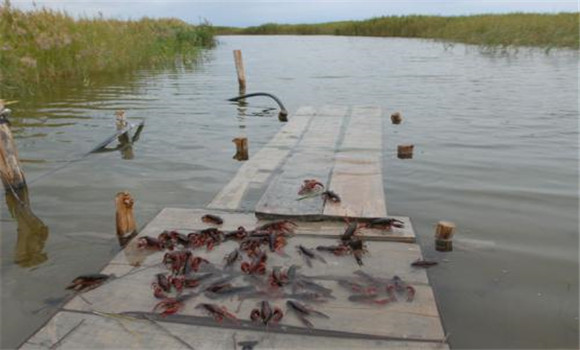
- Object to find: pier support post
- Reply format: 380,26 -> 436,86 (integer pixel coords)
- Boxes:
435,221 -> 455,252
232,137 -> 249,161
233,50 -> 246,93
115,191 -> 137,247
0,102 -> 26,192
391,112 -> 402,124
397,144 -> 414,159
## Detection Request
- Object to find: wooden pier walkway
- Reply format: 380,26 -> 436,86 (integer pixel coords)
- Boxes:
21,106 -> 448,349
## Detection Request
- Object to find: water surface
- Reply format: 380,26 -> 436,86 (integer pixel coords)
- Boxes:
1,36 -> 578,349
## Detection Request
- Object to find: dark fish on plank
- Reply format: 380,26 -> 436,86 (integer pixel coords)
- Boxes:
411,259 -> 438,268
201,214 -> 223,225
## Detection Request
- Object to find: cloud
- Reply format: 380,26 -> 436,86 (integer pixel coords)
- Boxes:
9,0 -> 579,26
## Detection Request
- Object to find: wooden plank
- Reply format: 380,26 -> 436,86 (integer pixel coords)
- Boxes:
324,105 -> 387,218
27,209 -> 446,348
111,209 -> 415,266
62,263 -> 444,341
23,311 -> 449,349
207,107 -> 315,210
255,106 -> 348,219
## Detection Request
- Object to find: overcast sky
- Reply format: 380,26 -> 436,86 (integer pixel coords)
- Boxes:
10,1 -> 579,27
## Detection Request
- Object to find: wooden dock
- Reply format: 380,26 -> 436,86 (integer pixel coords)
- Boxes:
21,106 -> 448,349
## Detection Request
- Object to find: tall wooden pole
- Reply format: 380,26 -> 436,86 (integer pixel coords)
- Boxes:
0,102 -> 27,192
233,50 -> 246,93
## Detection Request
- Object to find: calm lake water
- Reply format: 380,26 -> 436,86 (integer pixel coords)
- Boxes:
1,36 -> 578,349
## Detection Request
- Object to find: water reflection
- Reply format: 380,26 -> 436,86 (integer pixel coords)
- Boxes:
5,186 -> 49,268
92,122 -> 145,160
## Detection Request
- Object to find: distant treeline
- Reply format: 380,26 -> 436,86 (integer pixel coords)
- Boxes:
0,1 -> 215,96
217,13 -> 579,49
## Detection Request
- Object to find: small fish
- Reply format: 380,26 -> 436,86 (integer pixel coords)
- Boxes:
411,259 -> 438,268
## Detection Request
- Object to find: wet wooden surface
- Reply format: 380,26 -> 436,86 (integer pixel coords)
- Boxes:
255,105 -> 347,219
23,209 -> 446,349
208,107 -> 315,211
210,105 -> 394,220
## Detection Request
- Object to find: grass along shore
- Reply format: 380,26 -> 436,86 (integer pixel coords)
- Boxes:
0,1 -> 215,97
217,13 -> 579,50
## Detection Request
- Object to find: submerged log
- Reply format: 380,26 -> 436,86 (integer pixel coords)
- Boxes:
115,191 -> 138,247
0,104 -> 27,191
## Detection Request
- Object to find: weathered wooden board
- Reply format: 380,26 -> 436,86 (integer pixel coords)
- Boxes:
24,209 -> 445,349
207,107 -> 315,210
22,311 -> 449,349
61,263 -> 443,341
110,208 -> 416,266
50,210 -> 444,344
323,105 -> 387,218
255,106 -> 348,219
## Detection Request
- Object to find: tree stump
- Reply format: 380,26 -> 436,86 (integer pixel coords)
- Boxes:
115,191 -> 137,247
232,137 -> 249,161
397,144 -> 414,159
435,221 -> 456,252
391,112 -> 402,124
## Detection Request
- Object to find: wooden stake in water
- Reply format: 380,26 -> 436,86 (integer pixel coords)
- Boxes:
115,191 -> 138,247
232,137 -> 249,161
233,50 -> 246,92
435,221 -> 456,252
397,144 -> 414,159
0,102 -> 27,192
391,112 -> 402,125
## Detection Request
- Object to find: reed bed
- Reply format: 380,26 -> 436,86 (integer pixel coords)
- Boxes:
219,13 -> 579,50
0,1 -> 214,96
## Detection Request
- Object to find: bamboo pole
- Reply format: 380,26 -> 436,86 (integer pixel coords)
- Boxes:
397,144 -> 414,159
0,102 -> 26,191
233,50 -> 246,92
115,191 -> 138,247
232,137 -> 249,161
435,221 -> 456,252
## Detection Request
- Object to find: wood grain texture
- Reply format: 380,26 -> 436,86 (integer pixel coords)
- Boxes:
23,311 -> 449,349
323,105 -> 387,219
255,106 -> 348,219
26,209 -> 446,348
207,107 -> 314,210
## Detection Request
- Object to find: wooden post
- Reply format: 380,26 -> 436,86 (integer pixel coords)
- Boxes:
232,137 -> 249,161
391,112 -> 402,125
435,221 -> 456,252
0,104 -> 26,191
115,191 -> 137,247
397,144 -> 414,159
233,50 -> 246,92
115,110 -> 127,130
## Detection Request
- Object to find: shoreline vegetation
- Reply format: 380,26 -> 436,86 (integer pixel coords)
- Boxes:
0,1 -> 215,97
216,13 -> 579,50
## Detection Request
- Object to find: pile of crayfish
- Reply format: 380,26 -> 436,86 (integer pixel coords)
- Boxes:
138,218 -> 305,318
